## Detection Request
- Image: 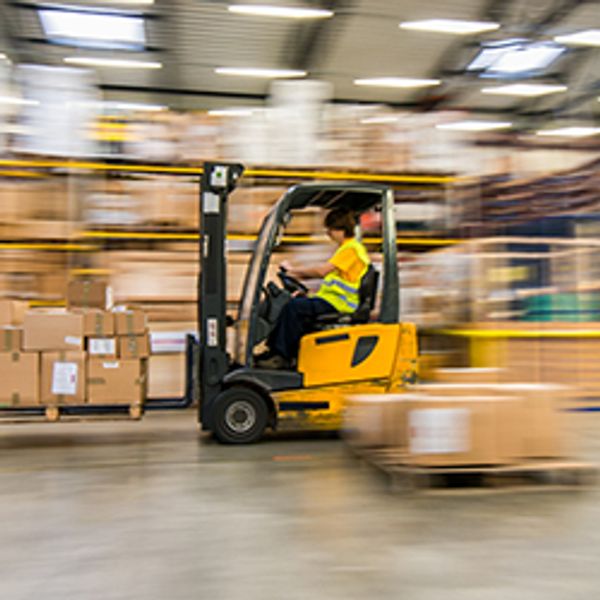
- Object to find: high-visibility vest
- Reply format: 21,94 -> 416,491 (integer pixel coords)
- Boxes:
316,238 -> 370,314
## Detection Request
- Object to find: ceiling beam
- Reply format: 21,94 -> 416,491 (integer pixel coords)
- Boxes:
285,0 -> 355,72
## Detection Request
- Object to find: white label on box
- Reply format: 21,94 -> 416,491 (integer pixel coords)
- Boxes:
52,362 -> 78,395
409,408 -> 470,455
102,361 -> 119,369
64,335 -> 82,347
89,338 -> 116,355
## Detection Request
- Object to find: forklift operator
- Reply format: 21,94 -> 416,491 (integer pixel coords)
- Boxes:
256,207 -> 370,370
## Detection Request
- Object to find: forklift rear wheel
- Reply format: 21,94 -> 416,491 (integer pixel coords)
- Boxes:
213,386 -> 268,444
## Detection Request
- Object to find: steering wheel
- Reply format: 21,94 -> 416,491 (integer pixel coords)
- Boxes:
278,267 -> 308,295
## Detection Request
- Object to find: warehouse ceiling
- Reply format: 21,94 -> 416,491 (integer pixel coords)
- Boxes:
0,0 -> 599,129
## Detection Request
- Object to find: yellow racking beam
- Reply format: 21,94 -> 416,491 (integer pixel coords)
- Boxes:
429,328 -> 600,339
0,158 -> 458,184
77,230 -> 463,246
0,243 -> 95,251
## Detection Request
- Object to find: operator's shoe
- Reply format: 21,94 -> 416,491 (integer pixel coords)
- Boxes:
255,353 -> 291,370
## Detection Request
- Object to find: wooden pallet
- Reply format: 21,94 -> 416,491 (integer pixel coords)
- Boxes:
349,446 -> 598,495
0,403 -> 144,424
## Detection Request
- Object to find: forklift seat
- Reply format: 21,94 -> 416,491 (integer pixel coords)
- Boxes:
315,264 -> 379,327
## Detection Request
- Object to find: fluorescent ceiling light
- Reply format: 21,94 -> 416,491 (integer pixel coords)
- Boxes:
0,95 -> 40,106
436,120 -> 512,132
228,4 -> 333,19
481,83 -> 567,97
103,101 -> 166,111
0,53 -> 6,60
38,6 -> 145,51
215,67 -> 305,78
468,39 -> 564,75
354,77 -> 440,88
536,126 -> 600,138
489,43 -> 564,74
64,56 -> 161,69
208,108 -> 256,117
400,18 -> 499,35
555,29 -> 600,47
360,116 -> 399,124
99,1 -> 154,4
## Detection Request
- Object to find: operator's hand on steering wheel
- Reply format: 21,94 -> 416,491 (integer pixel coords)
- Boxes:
280,260 -> 295,276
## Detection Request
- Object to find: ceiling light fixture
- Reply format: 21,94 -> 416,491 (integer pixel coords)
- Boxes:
354,77 -> 441,88
468,39 -> 565,75
400,18 -> 499,35
0,96 -> 40,106
215,67 -> 306,78
228,4 -> 333,19
0,53 -> 7,60
64,57 -> 162,69
39,6 -> 146,51
103,101 -> 166,112
436,120 -> 512,132
481,83 -> 567,97
208,108 -> 256,117
555,29 -> 600,47
536,126 -> 600,138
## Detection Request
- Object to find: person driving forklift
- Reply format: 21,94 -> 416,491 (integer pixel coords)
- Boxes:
256,207 -> 371,370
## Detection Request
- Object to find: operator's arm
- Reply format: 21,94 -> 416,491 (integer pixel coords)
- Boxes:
282,260 -> 335,280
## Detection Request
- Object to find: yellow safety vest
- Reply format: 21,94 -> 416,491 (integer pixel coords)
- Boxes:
316,238 -> 370,314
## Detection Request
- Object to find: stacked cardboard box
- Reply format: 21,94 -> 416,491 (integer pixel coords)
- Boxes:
0,280 -> 149,409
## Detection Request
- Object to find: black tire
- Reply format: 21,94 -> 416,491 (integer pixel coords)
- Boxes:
213,386 -> 269,444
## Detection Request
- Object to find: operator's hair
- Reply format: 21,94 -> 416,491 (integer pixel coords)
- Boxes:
324,208 -> 357,238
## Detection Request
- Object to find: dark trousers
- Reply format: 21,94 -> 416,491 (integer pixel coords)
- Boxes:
268,297 -> 335,361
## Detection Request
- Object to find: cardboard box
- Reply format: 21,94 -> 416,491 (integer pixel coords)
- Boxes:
411,383 -> 566,459
87,359 -> 145,405
0,299 -> 28,326
23,310 -> 84,351
41,351 -> 85,405
344,394 -> 406,449
403,394 -> 521,467
0,352 -> 39,406
80,310 -> 114,337
430,368 -> 502,384
114,308 -> 147,335
88,337 -> 118,358
0,327 -> 22,352
148,354 -> 186,398
118,334 -> 150,359
67,280 -> 113,310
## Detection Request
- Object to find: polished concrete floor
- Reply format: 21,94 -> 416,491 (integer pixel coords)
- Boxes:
1,410 -> 600,600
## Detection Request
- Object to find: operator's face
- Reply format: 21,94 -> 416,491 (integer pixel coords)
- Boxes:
327,228 -> 346,245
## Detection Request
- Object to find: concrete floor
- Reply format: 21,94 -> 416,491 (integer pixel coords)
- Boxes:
1,410 -> 600,600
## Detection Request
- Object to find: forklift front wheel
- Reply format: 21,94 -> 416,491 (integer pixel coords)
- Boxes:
213,386 -> 269,444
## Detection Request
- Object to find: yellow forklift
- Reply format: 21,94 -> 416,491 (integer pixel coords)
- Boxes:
199,163 -> 418,443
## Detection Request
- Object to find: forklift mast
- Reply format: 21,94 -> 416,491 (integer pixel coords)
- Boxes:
198,163 -> 243,428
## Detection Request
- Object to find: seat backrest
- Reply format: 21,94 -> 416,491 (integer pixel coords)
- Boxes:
352,264 -> 379,324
